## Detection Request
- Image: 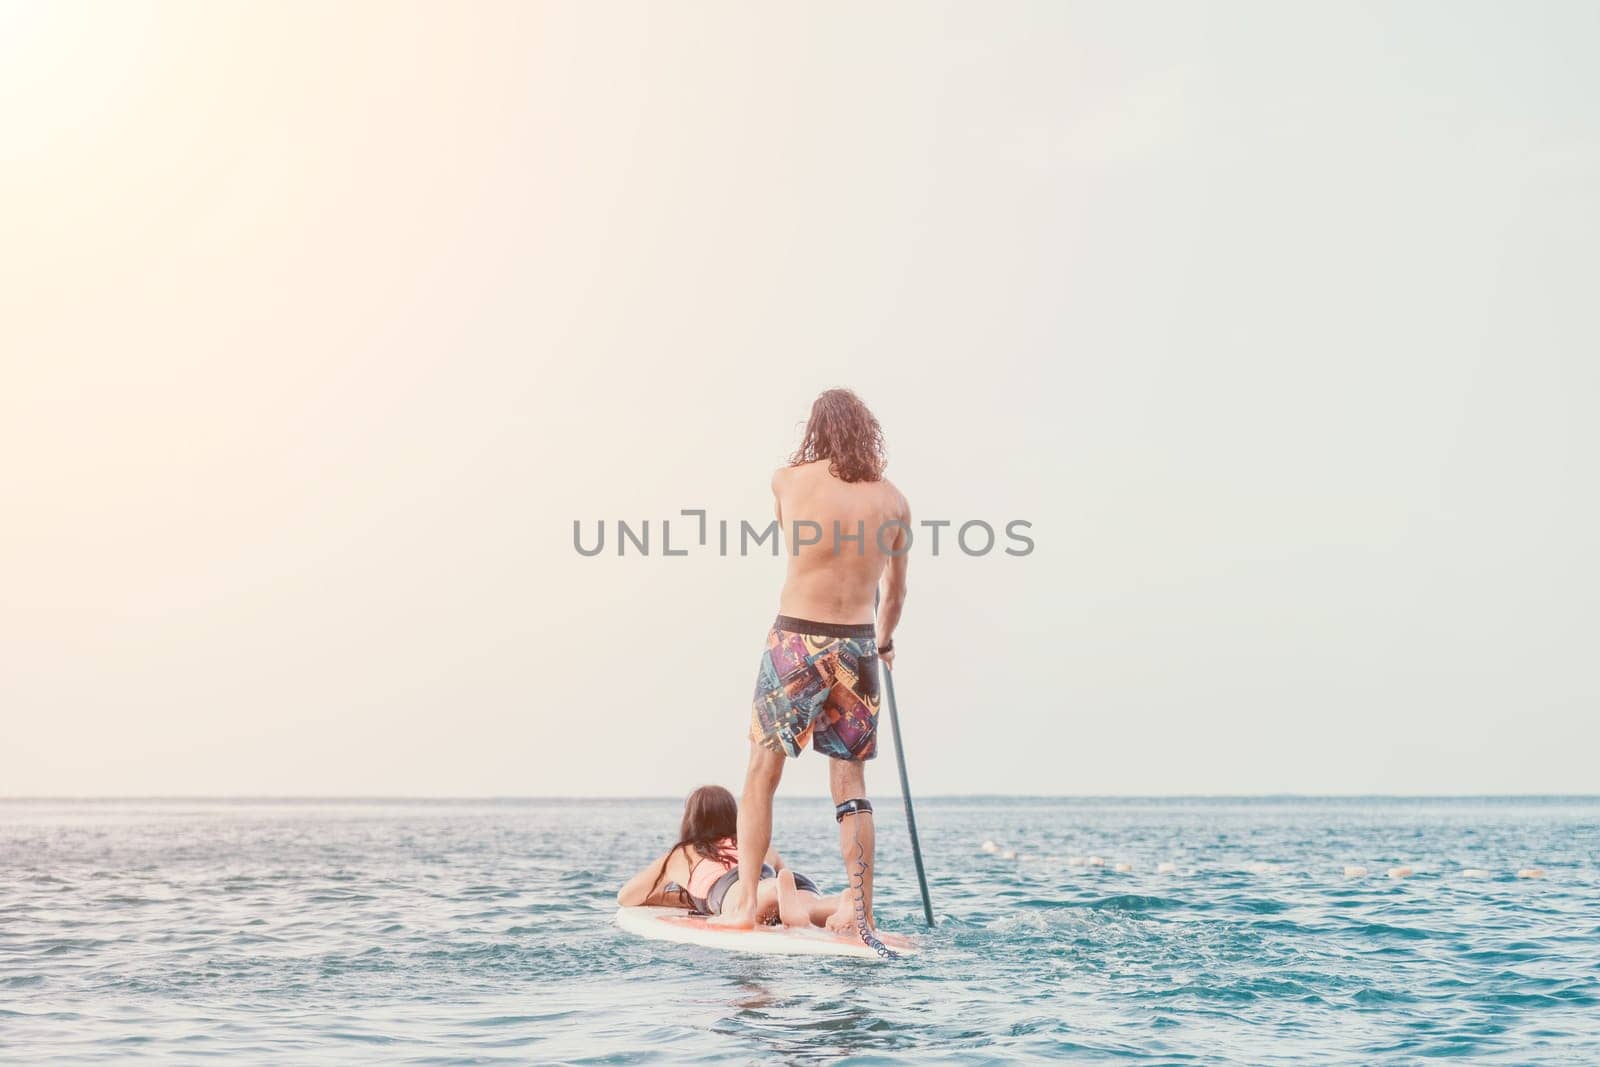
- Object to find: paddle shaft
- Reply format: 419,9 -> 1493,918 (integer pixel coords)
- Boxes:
878,640 -> 934,926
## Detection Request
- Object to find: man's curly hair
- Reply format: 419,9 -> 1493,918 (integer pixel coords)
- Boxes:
789,388 -> 886,483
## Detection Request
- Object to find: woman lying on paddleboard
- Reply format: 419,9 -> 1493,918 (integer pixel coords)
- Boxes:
618,785 -> 843,928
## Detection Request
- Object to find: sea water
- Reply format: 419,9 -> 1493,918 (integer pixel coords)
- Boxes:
1,797 -> 1596,1064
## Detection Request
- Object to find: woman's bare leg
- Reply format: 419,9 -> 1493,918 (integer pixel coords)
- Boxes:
776,876 -> 843,929
776,870 -> 813,928
808,893 -> 842,926
724,871 -> 837,930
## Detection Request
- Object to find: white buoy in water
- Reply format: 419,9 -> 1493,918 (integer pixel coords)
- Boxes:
1066,856 -> 1088,867
1001,850 -> 1017,861
1343,865 -> 1368,878
981,840 -> 1000,854
1461,868 -> 1490,879
1516,868 -> 1546,879
1387,866 -> 1413,879
1114,862 -> 1133,873
1088,856 -> 1106,867
1157,861 -> 1178,874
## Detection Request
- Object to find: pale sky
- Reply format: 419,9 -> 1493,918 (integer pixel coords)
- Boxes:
3,2 -> 1596,797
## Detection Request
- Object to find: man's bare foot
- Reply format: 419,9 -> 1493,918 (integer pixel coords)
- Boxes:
776,870 -> 812,928
824,899 -> 873,937
708,907 -> 757,929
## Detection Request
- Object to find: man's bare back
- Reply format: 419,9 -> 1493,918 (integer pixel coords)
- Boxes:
774,460 -> 910,647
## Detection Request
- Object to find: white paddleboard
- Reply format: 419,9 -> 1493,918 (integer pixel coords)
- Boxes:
615,906 -> 917,960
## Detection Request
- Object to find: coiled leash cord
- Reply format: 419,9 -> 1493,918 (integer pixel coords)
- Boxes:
836,799 -> 898,960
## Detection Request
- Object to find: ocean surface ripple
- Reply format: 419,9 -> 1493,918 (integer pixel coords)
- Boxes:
2,797 -> 1597,1064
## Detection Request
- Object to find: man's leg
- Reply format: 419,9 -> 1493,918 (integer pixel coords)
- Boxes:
710,741 -> 785,927
825,756 -> 876,935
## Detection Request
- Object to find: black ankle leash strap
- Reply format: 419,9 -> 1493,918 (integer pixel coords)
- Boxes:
835,798 -> 873,823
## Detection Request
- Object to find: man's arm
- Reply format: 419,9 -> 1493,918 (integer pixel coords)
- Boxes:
876,493 -> 909,665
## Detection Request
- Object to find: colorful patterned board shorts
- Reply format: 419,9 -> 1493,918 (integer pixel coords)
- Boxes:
750,615 -> 880,762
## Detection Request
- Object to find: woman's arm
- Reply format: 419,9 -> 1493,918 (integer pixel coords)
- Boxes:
765,845 -> 785,872
617,846 -> 679,906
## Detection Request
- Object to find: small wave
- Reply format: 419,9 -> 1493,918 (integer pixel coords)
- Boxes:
1349,922 -> 1442,941
1084,894 -> 1184,913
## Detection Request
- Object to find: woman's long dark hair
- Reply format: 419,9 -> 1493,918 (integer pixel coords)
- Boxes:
648,785 -> 739,901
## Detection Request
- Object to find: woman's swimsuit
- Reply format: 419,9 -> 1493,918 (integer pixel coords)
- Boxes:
699,864 -> 821,916
683,837 -> 739,905
668,837 -> 820,916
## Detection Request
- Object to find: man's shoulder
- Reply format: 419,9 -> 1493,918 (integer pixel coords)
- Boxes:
876,475 -> 908,513
774,460 -> 829,486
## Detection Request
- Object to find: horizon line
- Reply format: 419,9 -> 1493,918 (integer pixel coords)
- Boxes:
4,793 -> 1599,802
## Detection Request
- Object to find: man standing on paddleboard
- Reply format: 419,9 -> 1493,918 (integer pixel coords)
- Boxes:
710,388 -> 910,951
